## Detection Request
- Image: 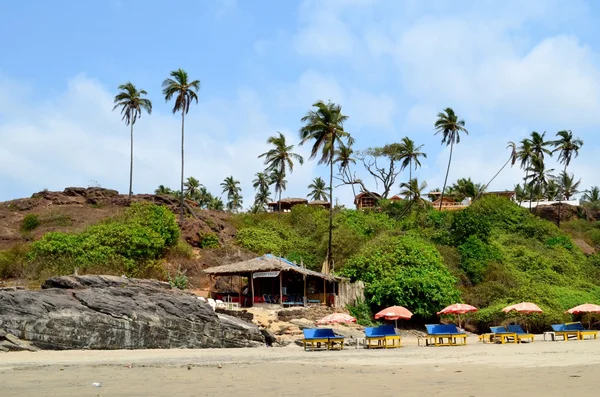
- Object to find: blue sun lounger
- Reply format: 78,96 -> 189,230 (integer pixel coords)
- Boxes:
302,328 -> 345,351
506,324 -> 534,343
364,325 -> 401,349
490,326 -> 517,344
425,324 -> 467,346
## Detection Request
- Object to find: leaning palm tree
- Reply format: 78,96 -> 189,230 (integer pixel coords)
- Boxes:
154,185 -> 172,195
551,130 -> 583,226
518,138 -> 536,209
113,82 -> 152,198
307,177 -> 329,201
221,176 -> 241,202
184,176 -> 202,200
270,168 -> 288,213
259,132 -> 304,174
299,100 -> 351,268
476,141 -> 517,201
399,178 -> 428,205
162,69 -> 201,223
556,172 -> 581,201
398,137 -> 427,182
434,108 -> 468,210
334,142 -> 357,199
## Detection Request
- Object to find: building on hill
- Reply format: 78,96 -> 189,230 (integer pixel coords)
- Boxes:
354,192 -> 382,210
267,198 -> 308,212
428,190 -> 517,211
388,195 -> 403,202
307,199 -> 331,209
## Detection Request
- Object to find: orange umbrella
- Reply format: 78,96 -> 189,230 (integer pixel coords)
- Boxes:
374,305 -> 413,329
502,302 -> 543,314
316,313 -> 356,325
566,303 -> 600,314
437,303 -> 478,329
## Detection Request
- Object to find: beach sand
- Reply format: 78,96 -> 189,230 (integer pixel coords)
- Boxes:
1,336 -> 599,396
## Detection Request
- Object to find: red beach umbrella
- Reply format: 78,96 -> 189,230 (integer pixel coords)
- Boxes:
316,313 -> 357,325
502,302 -> 543,314
437,303 -> 478,329
566,303 -> 600,315
374,305 -> 413,329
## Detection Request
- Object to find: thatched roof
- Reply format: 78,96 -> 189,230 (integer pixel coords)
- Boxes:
267,198 -> 308,206
308,200 -> 330,206
203,254 -> 343,282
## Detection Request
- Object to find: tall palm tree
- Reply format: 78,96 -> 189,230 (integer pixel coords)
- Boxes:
556,172 -> 581,201
434,108 -> 468,210
514,183 -> 526,205
307,177 -> 330,201
227,192 -> 244,213
518,138 -> 535,209
398,137 -> 427,182
530,131 -> 552,160
476,141 -> 517,201
399,178 -> 428,205
252,172 -> 270,193
197,186 -> 213,209
155,185 -> 172,195
551,130 -> 583,226
184,176 -> 202,200
207,197 -> 225,211
269,169 -> 287,213
545,179 -> 559,201
162,68 -> 201,223
221,176 -> 241,201
299,100 -> 351,269
112,82 -> 152,199
449,177 -> 485,201
259,132 -> 304,174
334,142 -> 357,199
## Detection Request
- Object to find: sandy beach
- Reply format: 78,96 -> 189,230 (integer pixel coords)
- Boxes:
1,336 -> 599,396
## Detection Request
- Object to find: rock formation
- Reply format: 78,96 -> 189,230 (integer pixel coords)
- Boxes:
0,275 -> 264,350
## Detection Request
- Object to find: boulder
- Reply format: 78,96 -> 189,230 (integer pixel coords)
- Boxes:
0,275 -> 264,350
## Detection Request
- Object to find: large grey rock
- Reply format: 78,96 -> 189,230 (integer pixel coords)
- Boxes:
0,276 -> 264,350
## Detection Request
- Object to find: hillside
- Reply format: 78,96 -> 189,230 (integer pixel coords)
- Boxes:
1,187 -> 600,332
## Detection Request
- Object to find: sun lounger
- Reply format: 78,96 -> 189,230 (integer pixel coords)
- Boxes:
302,328 -> 345,351
364,325 -> 401,349
489,326 -> 517,344
551,324 -> 579,341
506,324 -> 534,343
425,324 -> 467,346
565,322 -> 598,340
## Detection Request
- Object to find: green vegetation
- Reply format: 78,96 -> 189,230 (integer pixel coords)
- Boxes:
21,214 -> 41,232
7,203 -> 179,279
199,232 -> 220,249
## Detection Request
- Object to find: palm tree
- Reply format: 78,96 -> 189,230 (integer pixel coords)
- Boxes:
155,185 -> 172,195
526,156 -> 554,210
545,179 -> 559,201
252,172 -> 271,211
270,169 -> 287,213
307,177 -> 329,201
398,137 -> 427,182
162,68 -> 201,223
335,142 -> 357,199
184,176 -> 202,200
434,108 -> 468,210
112,82 -> 152,199
259,132 -> 304,174
449,177 -> 485,201
221,176 -> 241,201
556,172 -> 581,201
399,178 -> 428,205
196,186 -> 213,209
299,100 -> 351,269
227,192 -> 243,213
551,130 -> 583,226
475,142 -> 517,201
514,184 -> 526,205
518,138 -> 535,209
207,196 -> 225,211
582,186 -> 600,209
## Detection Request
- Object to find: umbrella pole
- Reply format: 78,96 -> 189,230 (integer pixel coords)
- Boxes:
395,318 -> 398,330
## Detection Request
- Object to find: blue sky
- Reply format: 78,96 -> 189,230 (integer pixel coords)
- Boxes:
1,0 -> 600,207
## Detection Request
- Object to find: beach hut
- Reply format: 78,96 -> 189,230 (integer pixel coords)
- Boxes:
267,198 -> 308,212
354,192 -> 381,210
203,254 -> 364,308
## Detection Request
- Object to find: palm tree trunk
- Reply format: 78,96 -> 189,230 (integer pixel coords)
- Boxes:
439,142 -> 454,210
278,189 -> 282,221
476,155 -> 512,201
557,163 -> 566,227
327,132 -> 335,271
180,111 -> 185,224
129,121 -> 134,199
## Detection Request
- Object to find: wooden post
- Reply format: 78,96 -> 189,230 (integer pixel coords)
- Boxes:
323,278 -> 326,305
279,272 -> 284,308
303,275 -> 307,307
238,276 -> 242,307
207,275 -> 213,299
250,272 -> 254,307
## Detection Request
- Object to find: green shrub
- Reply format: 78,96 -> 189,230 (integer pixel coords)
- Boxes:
546,235 -> 574,250
347,300 -> 377,326
0,244 -> 29,278
451,208 -> 491,244
236,227 -> 288,255
168,266 -> 189,289
343,235 -> 460,317
21,214 -> 41,232
199,232 -> 220,249
458,236 -> 503,284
